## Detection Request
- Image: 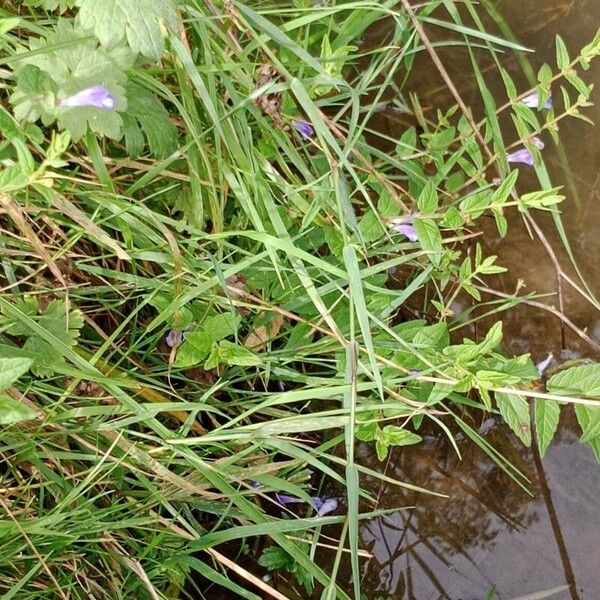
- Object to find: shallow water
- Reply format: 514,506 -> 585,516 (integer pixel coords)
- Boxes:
350,410 -> 599,599
329,2 -> 600,599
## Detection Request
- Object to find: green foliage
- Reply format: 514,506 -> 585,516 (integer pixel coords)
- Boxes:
0,298 -> 83,376
534,399 -> 560,457
1,1 -> 599,598
8,19 -> 177,153
25,0 -> 77,12
259,545 -> 314,594
0,358 -> 35,425
575,404 -> 600,461
75,0 -> 179,58
496,392 -> 531,447
356,418 -> 422,461
123,83 -> 178,158
204,340 -> 262,369
10,20 -> 133,140
547,364 -> 600,397
174,313 -> 242,368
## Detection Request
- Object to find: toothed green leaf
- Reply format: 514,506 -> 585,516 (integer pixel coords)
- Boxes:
10,20 -> 133,140
75,0 -> 179,58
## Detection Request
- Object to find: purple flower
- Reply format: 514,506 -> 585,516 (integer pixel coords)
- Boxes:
506,137 -> 544,166
312,497 -> 338,516
166,329 -> 183,348
395,224 -> 418,242
250,480 -> 262,488
536,353 -> 553,377
388,217 -> 418,242
292,120 -> 314,140
531,136 -> 545,150
166,325 -> 193,348
521,92 -> 553,110
275,493 -> 338,516
60,85 -> 115,110
275,493 -> 304,506
506,148 -> 534,166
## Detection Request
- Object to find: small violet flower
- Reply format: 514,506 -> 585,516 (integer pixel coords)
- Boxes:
536,353 -> 554,377
60,85 -> 116,110
506,148 -> 534,166
292,120 -> 314,140
165,325 -> 193,348
166,329 -> 183,348
275,493 -> 305,506
312,497 -> 338,517
506,137 -> 544,166
532,137 -> 545,150
388,217 -> 418,242
275,493 -> 338,516
521,91 -> 553,110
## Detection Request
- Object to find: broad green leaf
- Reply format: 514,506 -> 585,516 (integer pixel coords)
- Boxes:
494,211 -> 508,238
10,21 -> 133,140
355,420 -> 378,442
476,370 -> 520,388
574,404 -> 600,460
0,166 -> 28,193
444,322 -> 503,364
413,218 -> 443,266
534,399 -> 560,457
25,0 -> 76,11
426,382 -> 454,405
479,322 -> 503,354
0,358 -> 33,391
174,332 -> 213,368
0,393 -> 36,425
555,35 -> 570,70
376,425 -> 422,458
581,29 -> 600,64
0,296 -> 38,336
496,392 -> 531,446
417,180 -> 438,214
76,0 -> 179,58
21,299 -> 84,376
413,322 -> 449,350
441,206 -> 463,229
11,65 -> 58,125
259,546 -> 295,571
459,190 -> 492,220
209,340 -> 262,368
377,191 -> 400,217
547,364 -> 600,398
122,83 -> 178,158
203,313 -> 239,342
493,355 -> 538,382
375,439 -> 388,461
537,63 -> 553,85
358,210 -> 383,243
149,295 -> 193,328
573,400 -> 600,443
378,425 -> 421,447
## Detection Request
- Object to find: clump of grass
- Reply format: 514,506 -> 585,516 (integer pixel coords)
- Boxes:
0,1 -> 599,598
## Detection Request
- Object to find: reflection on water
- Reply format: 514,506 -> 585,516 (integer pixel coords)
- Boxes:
333,1 -> 600,599
354,411 -> 600,598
